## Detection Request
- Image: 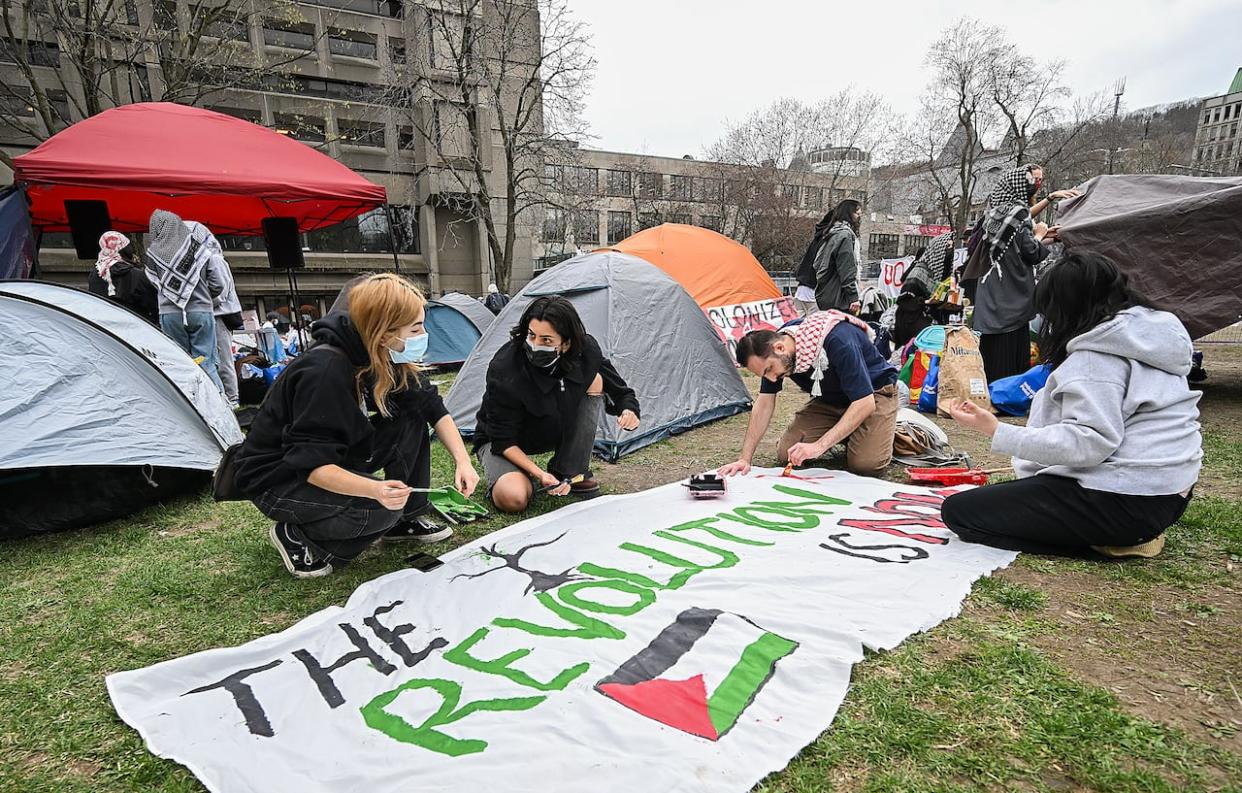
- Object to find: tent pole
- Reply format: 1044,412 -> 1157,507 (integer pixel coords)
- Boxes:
384,204 -> 401,275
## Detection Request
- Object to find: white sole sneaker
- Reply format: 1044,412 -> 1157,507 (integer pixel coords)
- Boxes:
268,523 -> 333,578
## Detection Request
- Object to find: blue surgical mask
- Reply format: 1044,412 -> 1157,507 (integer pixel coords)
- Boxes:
389,333 -> 428,364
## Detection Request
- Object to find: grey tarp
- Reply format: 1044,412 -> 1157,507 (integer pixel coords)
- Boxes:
445,251 -> 752,461
1,281 -> 243,536
1056,175 -> 1242,339
434,291 -> 497,334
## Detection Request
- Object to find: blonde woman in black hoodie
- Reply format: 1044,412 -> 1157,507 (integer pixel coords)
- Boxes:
233,274 -> 479,578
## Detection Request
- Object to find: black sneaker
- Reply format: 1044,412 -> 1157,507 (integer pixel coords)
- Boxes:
268,522 -> 333,579
386,515 -> 454,543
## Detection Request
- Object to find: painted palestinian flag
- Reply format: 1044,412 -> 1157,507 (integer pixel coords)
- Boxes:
595,608 -> 797,741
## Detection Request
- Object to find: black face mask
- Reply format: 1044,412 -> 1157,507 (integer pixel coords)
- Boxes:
524,339 -> 561,370
275,321 -> 290,334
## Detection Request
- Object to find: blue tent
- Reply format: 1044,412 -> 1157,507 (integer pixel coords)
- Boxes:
424,294 -> 492,365
0,187 -> 36,280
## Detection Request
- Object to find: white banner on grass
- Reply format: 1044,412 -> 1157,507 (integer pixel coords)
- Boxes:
107,470 -> 1015,793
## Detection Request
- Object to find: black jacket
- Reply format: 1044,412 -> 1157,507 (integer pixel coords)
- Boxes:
233,312 -> 448,496
87,261 -> 159,325
474,334 -> 640,455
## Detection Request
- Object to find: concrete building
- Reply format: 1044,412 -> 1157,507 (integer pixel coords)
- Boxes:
1193,67 -> 1242,176
0,0 -> 538,314
535,145 -> 869,277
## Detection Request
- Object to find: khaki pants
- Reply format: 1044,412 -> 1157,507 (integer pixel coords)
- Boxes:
776,384 -> 898,477
793,298 -> 819,317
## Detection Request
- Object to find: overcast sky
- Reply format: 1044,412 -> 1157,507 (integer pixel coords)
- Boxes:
571,0 -> 1242,157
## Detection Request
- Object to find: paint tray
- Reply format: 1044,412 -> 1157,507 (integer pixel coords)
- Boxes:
907,467 -> 991,486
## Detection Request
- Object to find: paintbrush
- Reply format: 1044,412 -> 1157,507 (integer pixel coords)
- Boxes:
537,474 -> 586,494
782,433 -> 805,477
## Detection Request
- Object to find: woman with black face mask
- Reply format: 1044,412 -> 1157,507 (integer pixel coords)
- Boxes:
473,296 -> 641,513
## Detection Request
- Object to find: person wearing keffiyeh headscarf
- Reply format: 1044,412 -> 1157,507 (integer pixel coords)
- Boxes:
86,231 -> 159,324
972,164 -> 1077,382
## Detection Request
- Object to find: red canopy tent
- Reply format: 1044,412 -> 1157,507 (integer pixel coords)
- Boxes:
12,102 -> 387,235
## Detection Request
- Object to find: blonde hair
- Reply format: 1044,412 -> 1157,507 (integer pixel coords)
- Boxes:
347,273 -> 427,417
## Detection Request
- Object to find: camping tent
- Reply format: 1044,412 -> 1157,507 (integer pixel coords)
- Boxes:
436,291 -> 497,335
12,103 -> 387,235
604,224 -> 798,353
0,187 -> 36,279
445,251 -> 752,460
423,292 -> 496,366
1057,174 -> 1242,339
0,281 -> 243,538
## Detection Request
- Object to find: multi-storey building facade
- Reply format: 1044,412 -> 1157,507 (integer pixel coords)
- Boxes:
0,0 -> 538,314
535,145 -> 870,277
1193,68 -> 1242,176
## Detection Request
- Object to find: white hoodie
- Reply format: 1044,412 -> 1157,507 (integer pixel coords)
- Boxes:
991,307 -> 1202,496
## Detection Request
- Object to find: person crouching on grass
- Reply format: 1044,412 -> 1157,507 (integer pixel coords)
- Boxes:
719,309 -> 899,479
941,251 -> 1202,559
473,296 -> 640,513
232,274 -> 480,578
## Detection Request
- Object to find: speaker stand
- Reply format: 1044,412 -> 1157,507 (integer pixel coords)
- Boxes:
283,266 -> 308,351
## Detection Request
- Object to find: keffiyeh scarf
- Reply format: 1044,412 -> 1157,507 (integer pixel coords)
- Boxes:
981,165 -> 1038,283
903,231 -> 955,296
792,309 -> 873,397
95,231 -> 130,296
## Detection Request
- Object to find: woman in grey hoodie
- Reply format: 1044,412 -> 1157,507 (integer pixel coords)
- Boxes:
941,251 -> 1201,558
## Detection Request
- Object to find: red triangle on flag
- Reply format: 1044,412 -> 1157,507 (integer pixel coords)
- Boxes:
597,674 -> 719,740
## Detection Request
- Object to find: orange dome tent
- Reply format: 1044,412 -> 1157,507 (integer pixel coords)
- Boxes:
605,223 -> 782,307
603,223 -> 797,354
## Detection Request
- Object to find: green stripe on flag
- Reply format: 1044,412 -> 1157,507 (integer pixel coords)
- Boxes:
706,631 -> 798,736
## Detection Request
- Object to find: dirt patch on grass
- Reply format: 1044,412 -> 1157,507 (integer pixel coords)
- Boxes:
994,564 -> 1242,752
15,750 -> 101,779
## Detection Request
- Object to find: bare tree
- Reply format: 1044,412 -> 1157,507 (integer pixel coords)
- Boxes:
0,0 -> 318,169
919,17 -> 1005,241
988,51 -> 1068,163
384,0 -> 594,292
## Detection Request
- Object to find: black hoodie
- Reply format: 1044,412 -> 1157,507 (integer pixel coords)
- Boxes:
233,312 -> 448,496
87,261 -> 159,324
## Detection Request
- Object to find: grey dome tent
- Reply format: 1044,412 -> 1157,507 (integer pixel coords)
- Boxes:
445,251 -> 752,461
0,281 -> 243,538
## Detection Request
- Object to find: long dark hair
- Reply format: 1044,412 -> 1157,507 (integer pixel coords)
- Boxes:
829,199 -> 861,235
511,296 -> 588,360
1035,251 -> 1156,369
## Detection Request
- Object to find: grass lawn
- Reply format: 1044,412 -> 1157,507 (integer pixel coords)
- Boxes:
1,350 -> 1240,792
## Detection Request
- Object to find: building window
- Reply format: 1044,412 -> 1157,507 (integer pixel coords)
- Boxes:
699,215 -> 722,233
638,172 -> 662,198
329,29 -> 377,59
542,208 -> 567,243
304,204 -> 419,253
869,233 -> 899,259
573,210 -> 599,245
668,211 -> 692,225
780,184 -> 800,202
133,64 -> 153,101
396,125 -> 415,151
638,211 -> 660,230
264,19 -> 316,51
606,169 -> 631,197
0,88 -> 35,118
301,0 -> 402,17
563,166 -> 598,195
669,174 -> 692,201
280,75 -> 377,102
153,0 -> 178,30
607,211 -> 632,244
803,186 -> 822,208
337,118 -> 385,147
202,12 -> 249,42
210,105 -> 262,124
124,0 -> 140,25
46,89 -> 70,125
902,235 -> 929,255
388,36 -> 406,65
429,11 -> 466,71
698,177 -> 722,202
274,113 -> 325,143
542,164 -> 563,187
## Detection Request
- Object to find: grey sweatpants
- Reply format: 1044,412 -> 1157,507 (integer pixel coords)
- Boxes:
214,317 -> 240,406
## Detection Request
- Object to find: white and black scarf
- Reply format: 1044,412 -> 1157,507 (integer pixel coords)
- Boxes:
980,165 -> 1038,283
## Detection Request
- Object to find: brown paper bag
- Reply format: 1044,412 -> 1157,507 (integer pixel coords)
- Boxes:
936,326 -> 992,417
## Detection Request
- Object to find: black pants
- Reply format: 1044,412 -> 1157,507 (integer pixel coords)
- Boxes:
253,417 -> 432,565
979,326 -> 1030,382
941,474 -> 1192,556
477,395 -> 602,495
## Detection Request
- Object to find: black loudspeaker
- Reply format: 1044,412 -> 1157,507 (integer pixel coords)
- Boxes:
262,217 -> 304,270
64,200 -> 112,260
